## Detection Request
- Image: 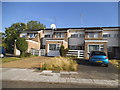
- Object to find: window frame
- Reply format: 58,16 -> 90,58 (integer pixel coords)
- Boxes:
71,34 -> 79,38
88,32 -> 99,38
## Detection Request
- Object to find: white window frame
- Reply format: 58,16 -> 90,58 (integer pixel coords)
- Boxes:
48,44 -> 61,51
88,44 -> 104,53
29,33 -> 37,38
71,34 -> 79,38
103,34 -> 110,38
88,32 -> 99,38
55,33 -> 65,38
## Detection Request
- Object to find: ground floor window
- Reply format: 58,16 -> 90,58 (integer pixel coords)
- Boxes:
88,44 -> 104,53
49,44 -> 60,51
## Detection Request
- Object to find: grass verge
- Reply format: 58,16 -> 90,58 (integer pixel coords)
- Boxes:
109,60 -> 120,70
1,55 -> 36,63
41,57 -> 78,71
1,57 -> 21,63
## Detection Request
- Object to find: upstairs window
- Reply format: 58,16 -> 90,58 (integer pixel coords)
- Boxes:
79,34 -> 85,38
20,33 -> 27,38
44,35 -> 51,38
88,33 -> 98,38
71,34 -> 79,38
55,33 -> 64,38
29,33 -> 37,38
103,34 -> 110,38
114,34 -> 120,38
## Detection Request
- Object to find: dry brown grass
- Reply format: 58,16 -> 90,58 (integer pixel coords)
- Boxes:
1,56 -> 54,69
109,59 -> 120,69
41,57 -> 78,71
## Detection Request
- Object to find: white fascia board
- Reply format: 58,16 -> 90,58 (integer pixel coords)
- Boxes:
85,40 -> 108,42
103,33 -> 109,34
37,30 -> 42,33
26,40 -> 39,44
103,28 -> 119,30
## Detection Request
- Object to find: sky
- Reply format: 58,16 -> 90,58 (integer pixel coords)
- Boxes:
2,2 -> 118,32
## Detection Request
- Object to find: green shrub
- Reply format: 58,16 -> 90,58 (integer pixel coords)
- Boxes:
24,53 -> 32,57
41,57 -> 78,71
60,45 -> 69,57
64,48 -> 69,57
16,37 -> 28,58
60,45 -> 64,56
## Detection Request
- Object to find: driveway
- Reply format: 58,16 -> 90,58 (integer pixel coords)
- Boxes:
75,59 -> 118,80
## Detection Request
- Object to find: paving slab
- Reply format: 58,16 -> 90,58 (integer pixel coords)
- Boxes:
1,68 -> 119,87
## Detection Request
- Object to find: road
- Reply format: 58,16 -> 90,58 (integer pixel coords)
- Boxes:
2,80 -> 118,88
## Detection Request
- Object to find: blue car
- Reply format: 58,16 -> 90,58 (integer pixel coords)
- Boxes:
89,51 -> 109,67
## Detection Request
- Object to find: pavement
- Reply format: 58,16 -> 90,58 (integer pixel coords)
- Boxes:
0,67 -> 119,88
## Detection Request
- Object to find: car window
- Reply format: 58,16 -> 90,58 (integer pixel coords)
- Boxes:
91,52 -> 106,56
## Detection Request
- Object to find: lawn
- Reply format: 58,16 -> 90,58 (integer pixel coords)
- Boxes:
1,56 -> 54,69
1,56 -> 78,71
109,59 -> 120,70
1,57 -> 21,63
1,55 -> 37,63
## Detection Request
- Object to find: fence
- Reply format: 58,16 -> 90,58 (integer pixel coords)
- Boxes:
30,49 -> 45,56
66,50 -> 84,58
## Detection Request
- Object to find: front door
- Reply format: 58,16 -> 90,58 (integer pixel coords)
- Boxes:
47,44 -> 61,56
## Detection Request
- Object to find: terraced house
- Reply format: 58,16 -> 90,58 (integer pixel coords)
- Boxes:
14,27 -> 120,59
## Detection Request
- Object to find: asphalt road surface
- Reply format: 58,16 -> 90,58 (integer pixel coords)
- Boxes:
74,59 -> 118,80
2,80 -> 118,88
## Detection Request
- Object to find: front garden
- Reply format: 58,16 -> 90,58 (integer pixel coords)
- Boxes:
109,59 -> 120,70
41,57 -> 78,71
1,56 -> 78,71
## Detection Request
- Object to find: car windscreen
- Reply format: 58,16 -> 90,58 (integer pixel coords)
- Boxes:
91,52 -> 106,56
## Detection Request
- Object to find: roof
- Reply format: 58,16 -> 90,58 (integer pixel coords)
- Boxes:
20,26 -> 120,32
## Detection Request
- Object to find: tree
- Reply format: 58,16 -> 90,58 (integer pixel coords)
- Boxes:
4,23 -> 26,53
27,20 -> 46,30
16,37 -> 28,57
4,21 -> 46,53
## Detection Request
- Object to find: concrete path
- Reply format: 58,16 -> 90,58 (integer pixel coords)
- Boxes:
0,68 -> 118,87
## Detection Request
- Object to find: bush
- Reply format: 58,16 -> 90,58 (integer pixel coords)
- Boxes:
24,53 -> 32,57
64,48 -> 69,57
41,57 -> 78,71
16,37 -> 28,58
60,45 -> 69,57
60,45 -> 64,56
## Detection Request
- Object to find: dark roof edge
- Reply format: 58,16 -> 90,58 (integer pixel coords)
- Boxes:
24,26 -> 120,31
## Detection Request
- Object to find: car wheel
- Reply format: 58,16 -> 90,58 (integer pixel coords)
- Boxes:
0,54 -> 4,58
101,64 -> 108,67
